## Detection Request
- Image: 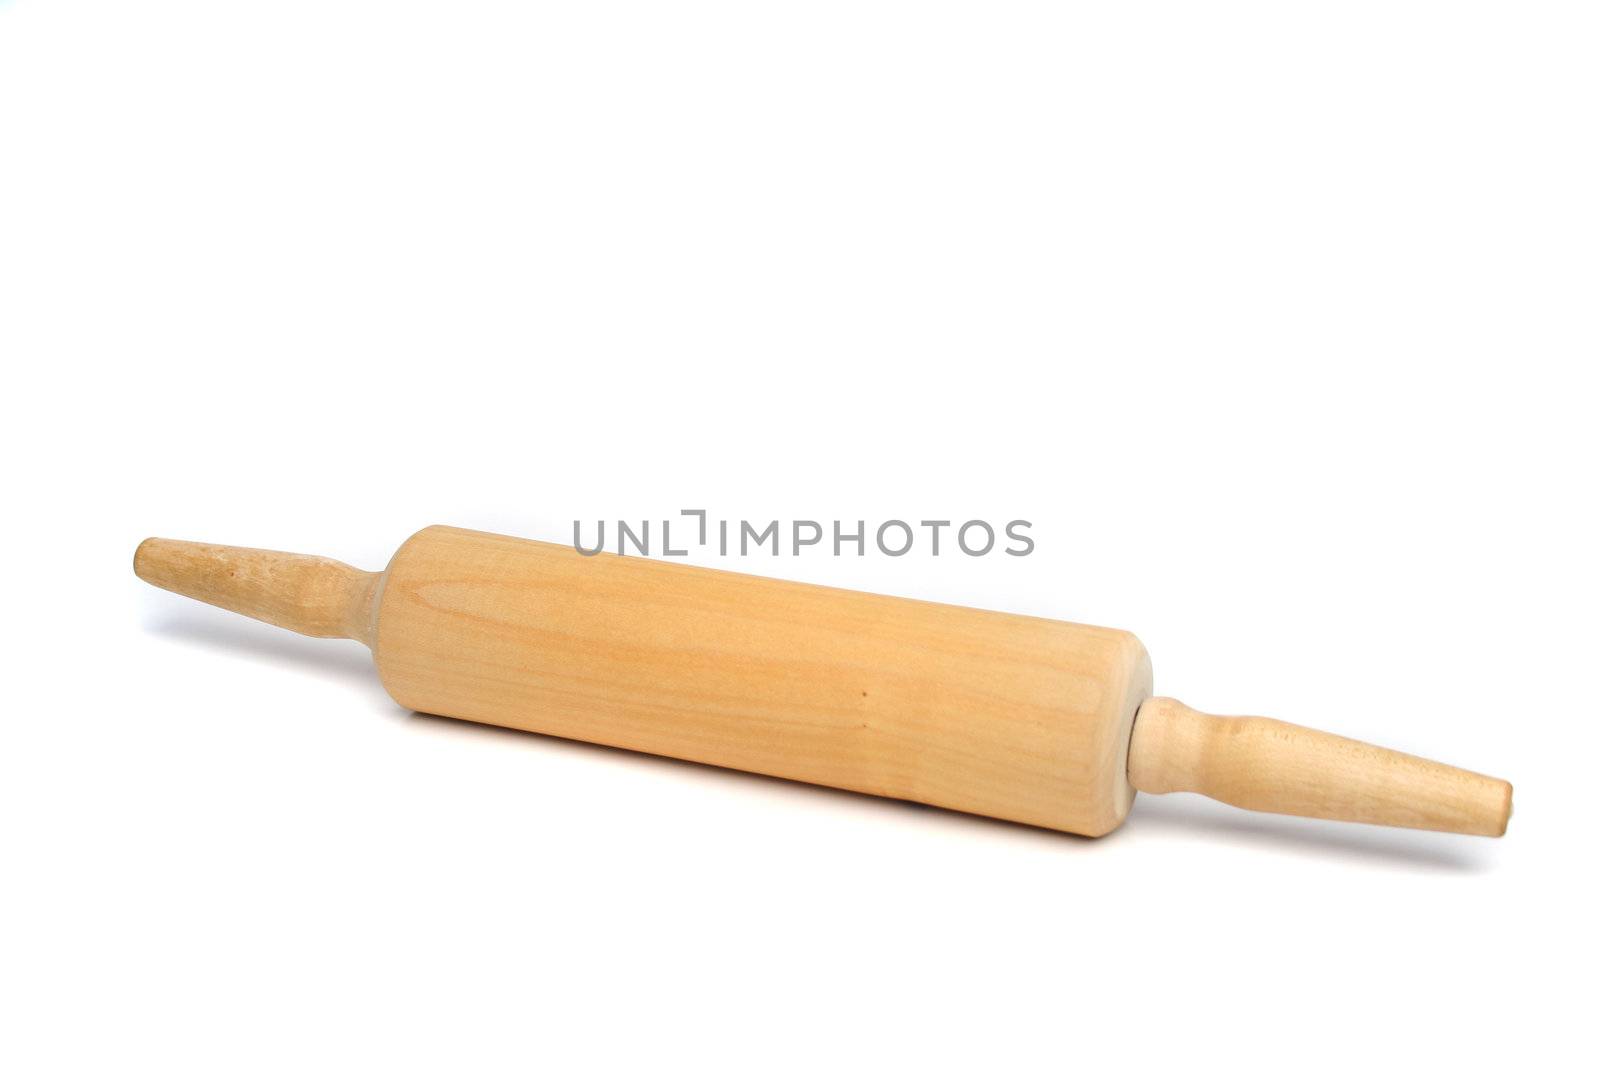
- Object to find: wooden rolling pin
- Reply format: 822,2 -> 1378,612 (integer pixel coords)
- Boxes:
134,526 -> 1512,838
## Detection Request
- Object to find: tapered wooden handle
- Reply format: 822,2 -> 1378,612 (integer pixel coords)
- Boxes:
1128,696 -> 1512,835
134,538 -> 381,646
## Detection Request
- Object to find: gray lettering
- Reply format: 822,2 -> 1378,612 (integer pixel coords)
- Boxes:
741,519 -> 780,556
793,520 -> 823,554
834,520 -> 865,556
876,520 -> 913,557
661,520 -> 688,556
1005,520 -> 1034,557
618,519 -> 649,556
573,520 -> 606,556
682,509 -> 708,545
958,520 -> 995,556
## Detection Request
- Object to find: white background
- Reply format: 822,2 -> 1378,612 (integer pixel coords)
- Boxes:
2,2 -> 1596,1064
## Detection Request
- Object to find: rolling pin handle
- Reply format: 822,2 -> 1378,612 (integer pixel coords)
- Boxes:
134,537 -> 382,646
1127,696 -> 1512,836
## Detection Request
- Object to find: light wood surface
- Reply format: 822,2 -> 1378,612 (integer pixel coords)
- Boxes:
375,526 -> 1151,835
135,538 -> 381,645
1128,696 -> 1512,835
134,525 -> 1514,839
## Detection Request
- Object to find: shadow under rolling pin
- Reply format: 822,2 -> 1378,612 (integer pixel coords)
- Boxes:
134,526 -> 1512,841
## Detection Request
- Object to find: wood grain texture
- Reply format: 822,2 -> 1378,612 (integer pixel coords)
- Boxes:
135,538 -> 382,645
1127,696 -> 1512,835
374,526 -> 1153,835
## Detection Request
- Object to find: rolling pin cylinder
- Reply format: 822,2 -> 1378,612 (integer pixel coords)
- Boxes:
373,526 -> 1152,835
